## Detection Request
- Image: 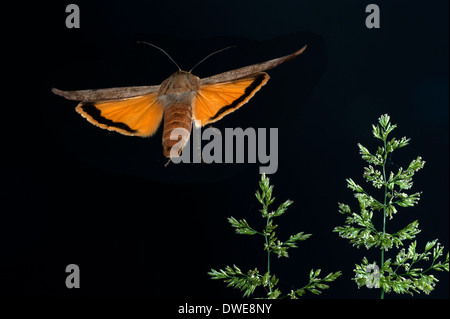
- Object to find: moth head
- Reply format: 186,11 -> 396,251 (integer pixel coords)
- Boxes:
159,71 -> 200,95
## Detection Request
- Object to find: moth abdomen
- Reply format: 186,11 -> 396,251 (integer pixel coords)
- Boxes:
162,103 -> 193,158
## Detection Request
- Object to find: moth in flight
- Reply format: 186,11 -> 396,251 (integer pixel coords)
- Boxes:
52,42 -> 307,159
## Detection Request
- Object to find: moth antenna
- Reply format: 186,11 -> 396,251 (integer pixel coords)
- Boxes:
189,45 -> 236,73
137,41 -> 181,71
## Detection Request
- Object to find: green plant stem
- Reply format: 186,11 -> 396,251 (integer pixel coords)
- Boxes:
265,215 -> 272,293
380,138 -> 388,299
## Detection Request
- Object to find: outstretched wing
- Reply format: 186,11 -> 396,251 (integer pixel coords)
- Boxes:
193,45 -> 307,127
53,86 -> 164,137
52,85 -> 160,102
200,45 -> 306,85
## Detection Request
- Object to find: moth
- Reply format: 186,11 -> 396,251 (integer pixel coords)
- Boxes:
52,42 -> 307,158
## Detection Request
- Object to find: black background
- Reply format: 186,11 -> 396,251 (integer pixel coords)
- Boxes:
2,0 -> 448,302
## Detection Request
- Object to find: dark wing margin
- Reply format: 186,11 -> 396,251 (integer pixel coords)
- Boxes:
209,73 -> 268,121
77,102 -> 138,134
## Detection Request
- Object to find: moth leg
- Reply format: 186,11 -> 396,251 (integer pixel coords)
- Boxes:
164,158 -> 171,167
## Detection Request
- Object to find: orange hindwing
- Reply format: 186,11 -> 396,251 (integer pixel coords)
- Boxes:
193,72 -> 269,127
75,92 -> 163,137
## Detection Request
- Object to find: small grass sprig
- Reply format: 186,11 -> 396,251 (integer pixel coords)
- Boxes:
334,114 -> 449,298
209,174 -> 341,299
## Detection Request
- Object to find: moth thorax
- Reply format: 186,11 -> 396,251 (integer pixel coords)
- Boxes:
162,102 -> 193,158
